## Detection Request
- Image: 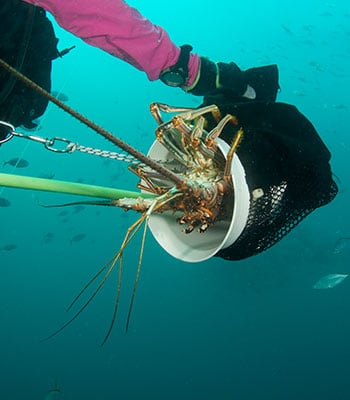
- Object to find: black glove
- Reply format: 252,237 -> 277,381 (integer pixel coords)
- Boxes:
187,57 -> 279,103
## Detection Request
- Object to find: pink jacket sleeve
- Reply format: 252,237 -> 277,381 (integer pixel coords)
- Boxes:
22,0 -> 199,84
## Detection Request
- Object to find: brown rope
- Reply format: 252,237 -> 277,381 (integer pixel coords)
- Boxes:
0,57 -> 184,187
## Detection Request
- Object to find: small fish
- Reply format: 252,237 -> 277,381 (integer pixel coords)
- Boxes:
292,90 -> 306,97
72,205 -> 86,214
318,11 -> 333,17
3,157 -> 29,168
332,104 -> 347,110
0,197 -> 11,207
51,90 -> 70,102
42,232 -> 55,245
281,24 -> 294,35
70,233 -> 86,244
309,61 -> 325,72
39,172 -> 56,180
333,237 -> 350,255
0,244 -> 17,251
303,25 -> 313,33
313,273 -> 348,289
58,210 -> 69,217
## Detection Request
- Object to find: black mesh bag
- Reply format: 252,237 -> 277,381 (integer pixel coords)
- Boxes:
203,101 -> 338,260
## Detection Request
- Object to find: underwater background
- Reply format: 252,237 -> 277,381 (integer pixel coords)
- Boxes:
1,0 -> 349,399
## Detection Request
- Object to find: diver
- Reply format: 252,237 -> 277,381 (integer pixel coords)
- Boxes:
0,0 -> 338,260
0,0 -> 279,135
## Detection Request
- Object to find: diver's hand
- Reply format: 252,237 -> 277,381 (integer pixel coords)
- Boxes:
186,57 -> 279,103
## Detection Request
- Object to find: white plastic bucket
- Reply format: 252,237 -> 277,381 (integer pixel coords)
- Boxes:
146,138 -> 250,262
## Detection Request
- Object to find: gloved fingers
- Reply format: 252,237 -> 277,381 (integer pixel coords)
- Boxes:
217,62 -> 248,96
244,64 -> 280,102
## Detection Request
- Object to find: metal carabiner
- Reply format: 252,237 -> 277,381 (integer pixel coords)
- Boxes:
44,137 -> 76,153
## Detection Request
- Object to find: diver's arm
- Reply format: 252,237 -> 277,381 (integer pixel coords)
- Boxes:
21,0 -> 200,83
22,0 -> 279,100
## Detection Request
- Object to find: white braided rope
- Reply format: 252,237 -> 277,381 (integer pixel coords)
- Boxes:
71,144 -> 143,166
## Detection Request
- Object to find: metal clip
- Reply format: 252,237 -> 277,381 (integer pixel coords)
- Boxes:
0,122 -> 133,162
12,130 -> 49,145
44,137 -> 76,153
8,129 -> 75,153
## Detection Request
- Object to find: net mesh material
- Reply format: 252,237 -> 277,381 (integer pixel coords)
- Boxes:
218,165 -> 337,260
203,101 -> 338,261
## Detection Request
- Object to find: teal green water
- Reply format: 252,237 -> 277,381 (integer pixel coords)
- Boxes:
1,1 -> 349,399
